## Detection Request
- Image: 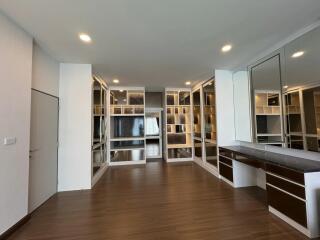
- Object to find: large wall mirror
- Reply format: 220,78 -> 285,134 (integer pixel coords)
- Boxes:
283,27 -> 320,152
249,26 -> 320,153
251,54 -> 284,146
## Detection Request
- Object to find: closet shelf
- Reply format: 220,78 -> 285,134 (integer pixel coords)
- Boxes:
111,146 -> 145,151
167,144 -> 193,149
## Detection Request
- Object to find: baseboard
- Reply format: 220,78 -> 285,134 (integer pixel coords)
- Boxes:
0,214 -> 30,240
165,158 -> 193,163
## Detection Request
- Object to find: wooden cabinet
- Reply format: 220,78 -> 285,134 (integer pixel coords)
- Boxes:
218,146 -> 320,238
267,184 -> 307,227
219,162 -> 233,182
266,164 -> 307,228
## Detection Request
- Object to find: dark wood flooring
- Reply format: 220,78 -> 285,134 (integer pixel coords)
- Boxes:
8,162 -> 312,240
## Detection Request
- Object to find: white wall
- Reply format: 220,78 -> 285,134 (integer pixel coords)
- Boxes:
32,43 -> 59,96
233,71 -> 252,142
58,64 -> 92,191
0,13 -> 33,235
215,70 -> 237,146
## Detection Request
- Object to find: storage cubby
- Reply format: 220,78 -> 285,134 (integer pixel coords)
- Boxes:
167,148 -> 192,159
165,89 -> 193,162
110,89 -> 144,115
108,87 -> 146,165
110,149 -> 145,162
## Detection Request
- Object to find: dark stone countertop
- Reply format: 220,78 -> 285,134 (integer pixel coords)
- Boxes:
219,145 -> 320,173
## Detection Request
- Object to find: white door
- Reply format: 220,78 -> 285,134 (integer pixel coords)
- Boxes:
29,90 -> 58,212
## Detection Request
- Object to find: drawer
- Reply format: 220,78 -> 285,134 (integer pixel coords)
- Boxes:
266,174 -> 305,199
234,155 -> 264,169
219,148 -> 234,159
266,164 -> 304,185
267,184 -> 307,227
219,162 -> 233,183
219,155 -> 233,167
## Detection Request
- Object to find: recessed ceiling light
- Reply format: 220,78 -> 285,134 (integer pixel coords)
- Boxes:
292,51 -> 304,58
221,44 -> 232,53
79,33 -> 92,43
113,79 -> 119,83
185,81 -> 191,86
119,90 -> 124,92
283,85 -> 288,89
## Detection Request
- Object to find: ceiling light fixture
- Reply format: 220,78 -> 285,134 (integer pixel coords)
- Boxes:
283,85 -> 289,89
221,44 -> 232,53
185,81 -> 191,86
113,79 -> 119,84
79,33 -> 92,43
119,89 -> 124,92
292,51 -> 304,58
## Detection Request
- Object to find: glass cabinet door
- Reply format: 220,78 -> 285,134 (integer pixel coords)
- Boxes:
92,78 -> 108,177
192,88 -> 203,159
192,80 -> 218,168
203,80 -> 217,167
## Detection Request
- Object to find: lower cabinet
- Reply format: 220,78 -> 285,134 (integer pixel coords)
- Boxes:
266,164 -> 307,227
266,184 -> 307,227
218,147 -> 320,238
219,156 -> 233,183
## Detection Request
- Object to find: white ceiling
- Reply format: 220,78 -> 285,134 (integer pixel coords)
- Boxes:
1,0 -> 320,90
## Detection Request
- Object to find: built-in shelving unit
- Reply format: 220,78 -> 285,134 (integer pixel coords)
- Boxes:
108,87 -> 146,165
254,90 -> 283,145
92,77 -> 108,178
165,88 -> 193,162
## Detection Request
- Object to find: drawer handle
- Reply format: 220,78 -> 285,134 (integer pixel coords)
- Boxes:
219,161 -> 233,168
267,183 -> 306,202
219,155 -> 234,161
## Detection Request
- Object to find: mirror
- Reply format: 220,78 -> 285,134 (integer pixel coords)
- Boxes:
284,26 -> 320,152
250,54 -> 284,146
203,81 -> 218,167
247,26 -> 320,153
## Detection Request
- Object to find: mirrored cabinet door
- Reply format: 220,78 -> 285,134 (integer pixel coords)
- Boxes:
250,54 -> 284,146
192,80 -> 218,168
192,88 -> 203,159
92,78 -> 108,177
284,26 -> 320,152
203,81 -> 217,167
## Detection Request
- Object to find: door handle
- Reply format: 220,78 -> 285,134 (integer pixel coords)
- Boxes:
29,149 -> 39,153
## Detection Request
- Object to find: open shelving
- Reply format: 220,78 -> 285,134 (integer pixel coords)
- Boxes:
108,87 -> 146,165
165,88 -> 193,162
254,90 -> 283,145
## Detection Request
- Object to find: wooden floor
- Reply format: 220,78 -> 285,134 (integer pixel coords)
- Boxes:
8,162 -> 313,240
